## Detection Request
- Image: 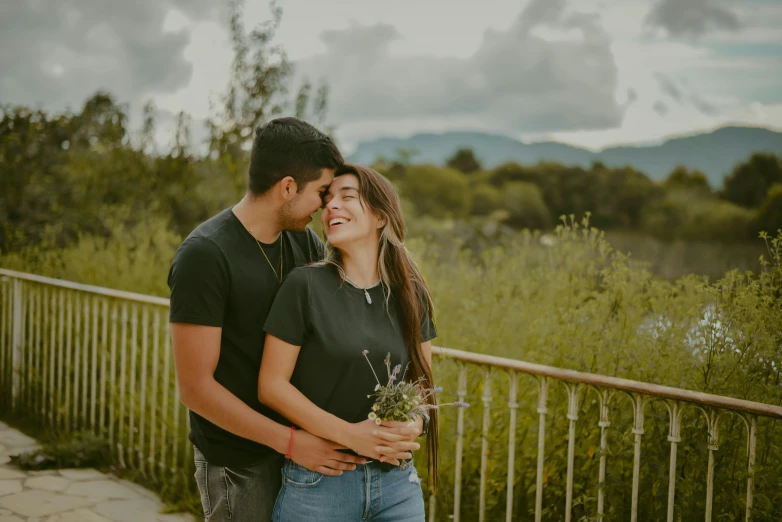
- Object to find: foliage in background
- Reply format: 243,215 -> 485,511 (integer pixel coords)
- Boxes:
2,0 -> 781,519
415,221 -> 782,521
11,431 -> 111,471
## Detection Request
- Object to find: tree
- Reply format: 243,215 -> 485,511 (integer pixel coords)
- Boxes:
687,200 -> 753,241
372,148 -> 420,183
471,184 -> 503,216
401,165 -> 471,218
446,148 -> 482,174
592,166 -> 663,229
501,181 -> 552,230
755,184 -> 782,235
0,2 -> 328,256
641,198 -> 686,242
0,94 -> 136,253
721,153 -> 782,208
664,165 -> 711,194
641,194 -> 752,242
208,0 -> 330,162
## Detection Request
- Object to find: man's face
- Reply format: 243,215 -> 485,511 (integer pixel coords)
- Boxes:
279,168 -> 334,232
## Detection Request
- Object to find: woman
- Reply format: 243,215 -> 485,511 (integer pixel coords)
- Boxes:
258,163 -> 439,521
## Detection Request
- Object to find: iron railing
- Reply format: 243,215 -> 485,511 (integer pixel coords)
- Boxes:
1,268 -> 780,521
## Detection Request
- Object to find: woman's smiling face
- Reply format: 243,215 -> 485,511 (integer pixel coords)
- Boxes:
321,174 -> 382,249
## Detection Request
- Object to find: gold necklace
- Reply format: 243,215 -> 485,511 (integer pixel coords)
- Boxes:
256,238 -> 283,283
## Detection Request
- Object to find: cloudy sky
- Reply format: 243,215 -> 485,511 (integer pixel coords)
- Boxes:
2,0 -> 781,152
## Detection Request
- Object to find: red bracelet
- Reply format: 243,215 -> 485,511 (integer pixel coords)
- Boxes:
284,426 -> 295,459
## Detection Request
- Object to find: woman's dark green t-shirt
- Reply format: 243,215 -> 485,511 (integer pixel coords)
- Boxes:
263,265 -> 437,425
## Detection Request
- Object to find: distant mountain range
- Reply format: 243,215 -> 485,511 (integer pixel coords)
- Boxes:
348,126 -> 782,187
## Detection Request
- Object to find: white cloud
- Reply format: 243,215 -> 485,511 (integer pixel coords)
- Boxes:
0,0 -> 226,113
294,0 -> 624,146
2,0 -> 779,154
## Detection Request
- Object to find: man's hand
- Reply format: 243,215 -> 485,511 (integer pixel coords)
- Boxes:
291,431 -> 367,476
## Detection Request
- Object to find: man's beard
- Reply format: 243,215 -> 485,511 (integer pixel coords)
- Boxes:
279,200 -> 310,232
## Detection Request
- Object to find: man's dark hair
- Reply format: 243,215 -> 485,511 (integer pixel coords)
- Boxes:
248,117 -> 344,195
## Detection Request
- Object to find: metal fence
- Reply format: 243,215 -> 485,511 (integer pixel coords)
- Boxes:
0,269 -> 191,496
1,268 -> 780,521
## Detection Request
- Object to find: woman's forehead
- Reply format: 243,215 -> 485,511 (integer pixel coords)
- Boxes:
328,174 -> 360,194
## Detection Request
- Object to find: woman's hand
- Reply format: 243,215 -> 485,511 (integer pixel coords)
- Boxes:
344,419 -> 419,465
379,418 -> 424,441
373,418 -> 423,462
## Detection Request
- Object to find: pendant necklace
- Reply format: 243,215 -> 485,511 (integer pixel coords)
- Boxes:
342,274 -> 381,304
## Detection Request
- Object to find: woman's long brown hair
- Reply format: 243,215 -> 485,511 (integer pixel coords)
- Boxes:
322,163 -> 439,490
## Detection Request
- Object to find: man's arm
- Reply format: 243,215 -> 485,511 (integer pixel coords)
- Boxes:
171,322 -> 289,453
171,322 -> 364,475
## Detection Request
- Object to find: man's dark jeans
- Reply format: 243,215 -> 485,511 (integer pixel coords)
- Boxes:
193,446 -> 283,522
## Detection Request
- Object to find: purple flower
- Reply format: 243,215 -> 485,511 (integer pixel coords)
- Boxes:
454,402 -> 470,408
433,386 -> 443,393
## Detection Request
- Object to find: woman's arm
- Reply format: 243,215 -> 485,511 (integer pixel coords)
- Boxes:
423,339 -> 432,366
259,333 -> 420,463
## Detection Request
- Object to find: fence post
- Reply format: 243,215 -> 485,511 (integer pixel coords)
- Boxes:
11,278 -> 24,410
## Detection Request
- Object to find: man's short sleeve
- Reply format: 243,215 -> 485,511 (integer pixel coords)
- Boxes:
168,237 -> 229,327
263,268 -> 310,346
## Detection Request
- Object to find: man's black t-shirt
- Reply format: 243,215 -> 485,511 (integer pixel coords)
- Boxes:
167,207 -> 325,467
263,265 -> 437,426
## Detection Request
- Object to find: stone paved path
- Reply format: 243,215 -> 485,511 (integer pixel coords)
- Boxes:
0,421 -> 197,522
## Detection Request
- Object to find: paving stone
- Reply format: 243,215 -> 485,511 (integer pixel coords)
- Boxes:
43,508 -> 115,522
0,482 -> 23,497
27,470 -> 59,477
156,512 -> 196,522
0,470 -> 24,481
120,481 -> 159,501
0,427 -> 194,522
94,499 -> 166,522
26,476 -> 72,492
0,490 -> 92,518
64,480 -> 139,500
58,469 -> 106,481
8,444 -> 42,455
0,431 -> 37,448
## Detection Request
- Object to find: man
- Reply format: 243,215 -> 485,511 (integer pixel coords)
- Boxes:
168,118 -> 378,521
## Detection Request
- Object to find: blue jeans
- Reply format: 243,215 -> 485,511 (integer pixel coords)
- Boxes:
193,445 -> 283,522
273,459 -> 425,522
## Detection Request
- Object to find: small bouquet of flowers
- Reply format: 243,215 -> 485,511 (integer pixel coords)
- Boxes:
362,350 -> 469,426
